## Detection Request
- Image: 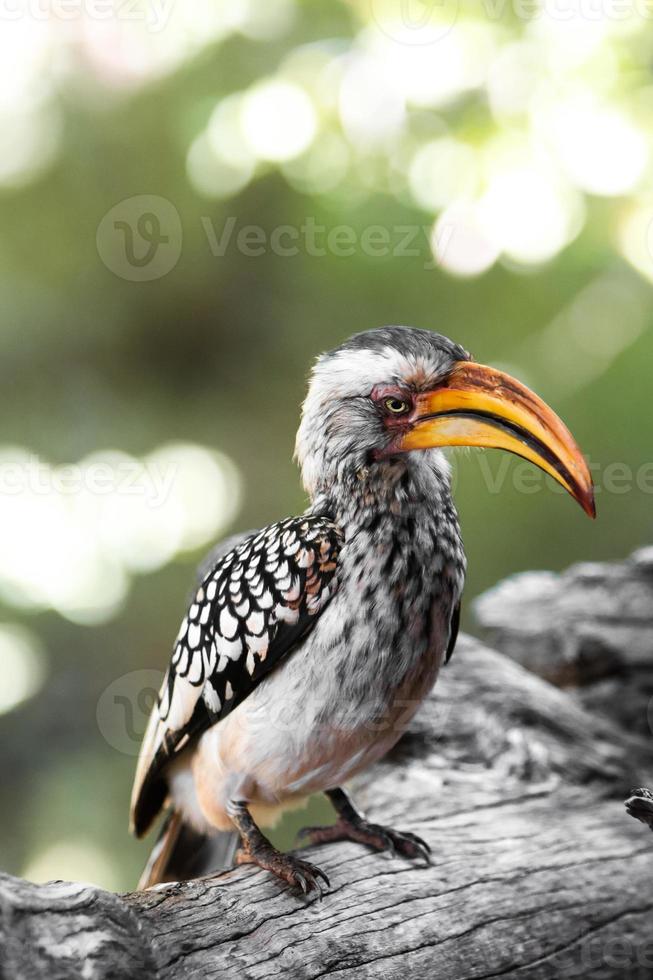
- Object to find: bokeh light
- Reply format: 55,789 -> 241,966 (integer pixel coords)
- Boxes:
619,201 -> 653,283
241,80 -> 318,162
339,52 -> 405,147
0,624 -> 46,716
0,444 -> 241,624
409,138 -> 479,212
432,202 -> 500,278
187,132 -> 255,200
547,94 -> 648,197
478,163 -> 584,266
4,0 -> 653,279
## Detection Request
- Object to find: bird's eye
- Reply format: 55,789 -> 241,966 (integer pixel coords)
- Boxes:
384,397 -> 410,415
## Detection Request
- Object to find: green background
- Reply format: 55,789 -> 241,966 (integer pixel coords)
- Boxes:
0,0 -> 651,891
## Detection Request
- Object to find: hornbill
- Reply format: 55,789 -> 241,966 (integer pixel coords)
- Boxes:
131,326 -> 594,895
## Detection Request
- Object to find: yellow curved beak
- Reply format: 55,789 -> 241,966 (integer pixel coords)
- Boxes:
399,361 -> 595,518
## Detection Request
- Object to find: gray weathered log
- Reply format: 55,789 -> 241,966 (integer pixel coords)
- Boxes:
474,546 -> 653,734
1,627 -> 652,980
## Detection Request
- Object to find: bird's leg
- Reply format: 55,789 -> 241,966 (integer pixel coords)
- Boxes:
227,800 -> 330,896
298,787 -> 431,863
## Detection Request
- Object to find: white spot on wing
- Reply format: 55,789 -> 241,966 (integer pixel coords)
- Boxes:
283,577 -> 301,602
202,684 -> 221,713
167,675 -> 198,730
248,633 -> 269,659
219,607 -> 239,639
277,605 -> 299,625
274,560 -> 289,580
188,650 -> 204,684
247,610 -> 265,635
296,548 -> 312,568
216,634 -> 242,661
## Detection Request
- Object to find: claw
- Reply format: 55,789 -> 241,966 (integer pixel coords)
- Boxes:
237,844 -> 331,897
304,862 -> 330,892
392,829 -> 431,863
298,815 -> 432,866
314,866 -> 331,888
402,830 -> 431,851
288,858 -> 331,897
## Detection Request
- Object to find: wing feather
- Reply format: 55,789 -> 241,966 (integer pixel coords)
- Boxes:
130,515 -> 342,837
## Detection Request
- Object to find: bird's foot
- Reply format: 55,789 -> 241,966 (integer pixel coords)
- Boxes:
236,843 -> 330,896
298,816 -> 431,863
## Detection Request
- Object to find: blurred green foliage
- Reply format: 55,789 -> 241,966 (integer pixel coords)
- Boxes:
0,0 -> 652,891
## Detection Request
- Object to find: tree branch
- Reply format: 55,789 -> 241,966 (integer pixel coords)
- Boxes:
473,545 -> 653,735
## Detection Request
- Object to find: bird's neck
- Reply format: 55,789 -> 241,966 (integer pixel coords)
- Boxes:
309,452 -> 459,536
308,451 -> 466,604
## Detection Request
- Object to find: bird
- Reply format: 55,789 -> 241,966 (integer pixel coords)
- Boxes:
131,325 -> 594,895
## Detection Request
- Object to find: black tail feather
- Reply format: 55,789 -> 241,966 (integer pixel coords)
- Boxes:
138,811 -> 239,889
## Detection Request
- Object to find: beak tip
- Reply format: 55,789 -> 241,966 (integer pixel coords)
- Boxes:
580,487 -> 596,519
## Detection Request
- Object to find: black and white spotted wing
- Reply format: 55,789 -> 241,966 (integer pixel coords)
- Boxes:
131,515 -> 342,836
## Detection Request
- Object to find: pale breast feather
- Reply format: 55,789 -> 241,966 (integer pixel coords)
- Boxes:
130,515 -> 342,836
